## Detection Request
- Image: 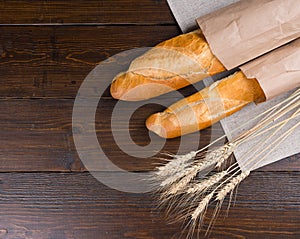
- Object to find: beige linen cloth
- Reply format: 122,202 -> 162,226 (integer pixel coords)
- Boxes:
167,0 -> 300,171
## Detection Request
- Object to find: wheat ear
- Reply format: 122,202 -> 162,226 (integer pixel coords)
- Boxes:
162,161 -> 209,195
191,193 -> 214,221
186,171 -> 227,194
163,144 -> 234,195
155,151 -> 197,178
216,171 -> 250,203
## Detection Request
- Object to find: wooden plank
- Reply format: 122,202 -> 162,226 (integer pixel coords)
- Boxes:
0,172 -> 298,238
0,98 -> 218,172
0,25 -> 180,98
0,0 -> 175,25
0,99 -> 298,172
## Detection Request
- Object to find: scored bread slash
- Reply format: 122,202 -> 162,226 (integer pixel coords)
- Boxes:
146,71 -> 265,138
110,30 -> 225,101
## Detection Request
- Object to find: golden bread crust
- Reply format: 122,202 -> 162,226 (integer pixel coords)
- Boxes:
110,30 -> 225,101
146,71 -> 265,138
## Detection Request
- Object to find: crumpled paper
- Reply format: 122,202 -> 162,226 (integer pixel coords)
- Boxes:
241,38 -> 300,100
167,0 -> 300,171
196,0 -> 300,70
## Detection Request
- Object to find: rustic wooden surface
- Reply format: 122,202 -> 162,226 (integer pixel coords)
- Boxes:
0,1 -> 299,238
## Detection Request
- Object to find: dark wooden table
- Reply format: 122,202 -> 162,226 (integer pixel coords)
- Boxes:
0,1 -> 299,238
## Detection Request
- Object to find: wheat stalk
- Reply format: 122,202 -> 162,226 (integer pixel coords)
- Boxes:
191,192 -> 214,221
205,143 -> 235,169
186,171 -> 227,194
162,144 -> 235,195
155,151 -> 197,178
163,160 -> 211,195
216,171 -> 250,202
214,143 -> 235,168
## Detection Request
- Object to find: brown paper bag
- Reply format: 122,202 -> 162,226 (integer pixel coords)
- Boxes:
197,0 -> 300,70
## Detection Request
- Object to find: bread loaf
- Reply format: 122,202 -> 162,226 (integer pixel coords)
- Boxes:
110,30 -> 225,101
146,71 -> 266,138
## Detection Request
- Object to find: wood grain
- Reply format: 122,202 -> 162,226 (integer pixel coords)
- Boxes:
0,25 -> 180,98
0,172 -> 298,239
0,1 -> 299,238
0,0 -> 175,25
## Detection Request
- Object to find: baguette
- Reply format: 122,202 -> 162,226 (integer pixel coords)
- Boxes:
110,30 -> 225,101
146,71 -> 266,138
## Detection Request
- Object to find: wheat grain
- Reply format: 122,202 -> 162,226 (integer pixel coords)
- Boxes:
160,154 -> 213,189
216,171 -> 250,202
187,171 -> 228,194
191,192 -> 214,221
159,144 -> 234,188
164,165 -> 200,194
160,166 -> 194,187
155,151 -> 197,178
161,144 -> 235,193
214,143 -> 235,168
